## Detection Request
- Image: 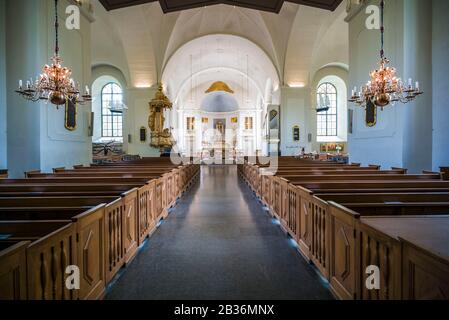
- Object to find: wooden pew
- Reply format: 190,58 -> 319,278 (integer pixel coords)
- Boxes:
239,158 -> 449,300
328,204 -> 449,300
0,170 -> 7,179
0,161 -> 200,300
0,241 -> 29,300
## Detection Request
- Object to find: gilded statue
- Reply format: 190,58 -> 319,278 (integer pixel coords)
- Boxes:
148,84 -> 175,150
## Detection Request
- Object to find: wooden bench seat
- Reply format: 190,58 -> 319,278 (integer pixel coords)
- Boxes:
0,220 -> 72,241
284,174 -> 441,181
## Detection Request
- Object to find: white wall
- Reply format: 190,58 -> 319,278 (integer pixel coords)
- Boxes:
0,1 -> 7,169
432,0 -> 449,171
39,0 -> 93,173
347,0 -> 449,172
347,0 -> 405,169
5,0 -> 93,177
126,87 -> 160,157
402,0 -> 433,173
280,86 -> 311,156
5,0 -> 43,178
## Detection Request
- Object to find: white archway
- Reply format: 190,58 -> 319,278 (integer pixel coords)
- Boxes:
161,34 -> 280,157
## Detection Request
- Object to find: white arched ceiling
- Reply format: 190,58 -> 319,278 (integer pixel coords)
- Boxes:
284,3 -> 348,87
161,4 -> 299,78
175,67 -> 262,111
91,0 -> 131,86
90,0 -> 347,90
162,34 -> 279,107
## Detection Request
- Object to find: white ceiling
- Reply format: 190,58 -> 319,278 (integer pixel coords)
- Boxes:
91,0 -> 348,90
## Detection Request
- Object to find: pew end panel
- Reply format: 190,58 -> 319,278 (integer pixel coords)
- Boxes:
0,170 -> 8,179
122,188 -> 139,265
391,167 -> 408,174
297,186 -> 314,261
137,181 -> 157,245
25,170 -> 41,179
441,167 -> 449,181
0,241 -> 29,300
72,205 -> 106,300
328,202 -> 359,300
356,218 -> 403,300
309,196 -> 331,280
26,223 -> 77,300
401,238 -> 449,300
104,199 -> 125,283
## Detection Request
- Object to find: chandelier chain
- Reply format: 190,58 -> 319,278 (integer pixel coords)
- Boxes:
54,0 -> 59,56
380,0 -> 385,59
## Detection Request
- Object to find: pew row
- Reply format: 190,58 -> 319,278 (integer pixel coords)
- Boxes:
238,158 -> 449,300
0,161 -> 200,300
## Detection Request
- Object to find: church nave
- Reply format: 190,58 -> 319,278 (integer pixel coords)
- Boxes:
106,166 -> 333,300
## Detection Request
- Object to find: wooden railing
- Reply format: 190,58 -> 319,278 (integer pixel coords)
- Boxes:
26,223 -> 77,300
72,205 -> 106,300
310,196 -> 330,279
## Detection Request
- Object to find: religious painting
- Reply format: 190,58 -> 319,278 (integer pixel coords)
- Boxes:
187,117 -> 195,131
245,117 -> 253,130
293,125 -> 300,142
365,98 -> 377,127
140,127 -> 147,142
202,117 -> 209,124
320,143 -> 345,153
65,98 -> 77,131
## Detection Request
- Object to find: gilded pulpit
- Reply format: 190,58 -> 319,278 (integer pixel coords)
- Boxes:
148,84 -> 175,150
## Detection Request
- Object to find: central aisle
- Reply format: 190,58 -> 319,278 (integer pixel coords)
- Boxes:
106,166 -> 333,300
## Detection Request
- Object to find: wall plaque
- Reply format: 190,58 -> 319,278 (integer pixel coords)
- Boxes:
293,125 -> 300,142
65,98 -> 77,131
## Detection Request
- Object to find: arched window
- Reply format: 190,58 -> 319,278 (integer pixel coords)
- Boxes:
317,83 -> 337,137
101,83 -> 123,138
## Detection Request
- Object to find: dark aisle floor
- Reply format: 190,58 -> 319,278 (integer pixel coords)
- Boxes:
106,165 -> 333,300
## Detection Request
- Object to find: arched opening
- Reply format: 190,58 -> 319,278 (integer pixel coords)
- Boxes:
315,75 -> 348,143
92,75 -> 125,143
161,34 -> 280,158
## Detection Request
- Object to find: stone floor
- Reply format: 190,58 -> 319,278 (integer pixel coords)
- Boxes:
106,165 -> 334,300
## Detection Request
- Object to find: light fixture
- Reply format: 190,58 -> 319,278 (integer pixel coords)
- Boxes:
316,93 -> 330,113
289,82 -> 306,88
349,0 -> 422,110
109,101 -> 128,114
15,0 -> 91,107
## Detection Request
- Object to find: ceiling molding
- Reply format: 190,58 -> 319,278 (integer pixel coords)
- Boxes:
99,0 -> 343,13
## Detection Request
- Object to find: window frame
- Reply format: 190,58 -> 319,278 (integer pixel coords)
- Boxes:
316,82 -> 338,137
101,82 -> 124,139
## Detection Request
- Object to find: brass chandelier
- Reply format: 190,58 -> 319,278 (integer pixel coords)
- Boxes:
15,0 -> 91,107
349,0 -> 423,109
